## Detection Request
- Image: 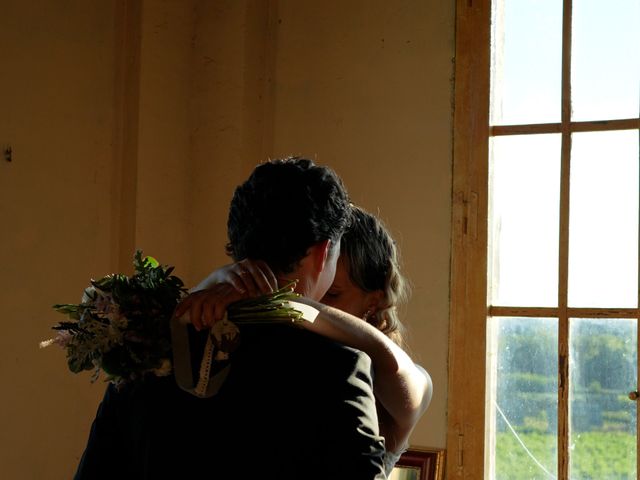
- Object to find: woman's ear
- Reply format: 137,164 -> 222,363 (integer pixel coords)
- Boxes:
365,289 -> 385,313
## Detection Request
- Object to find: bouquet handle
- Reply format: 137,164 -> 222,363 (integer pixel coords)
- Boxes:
170,314 -> 230,398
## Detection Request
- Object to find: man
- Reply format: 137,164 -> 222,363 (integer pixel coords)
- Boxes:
75,158 -> 386,479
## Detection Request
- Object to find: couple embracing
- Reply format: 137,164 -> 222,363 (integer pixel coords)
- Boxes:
75,157 -> 432,479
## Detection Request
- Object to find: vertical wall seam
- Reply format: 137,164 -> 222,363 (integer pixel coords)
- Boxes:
111,0 -> 142,274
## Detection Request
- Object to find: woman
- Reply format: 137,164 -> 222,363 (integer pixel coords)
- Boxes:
181,206 -> 432,474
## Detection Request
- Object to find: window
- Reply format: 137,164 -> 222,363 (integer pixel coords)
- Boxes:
448,0 -> 640,478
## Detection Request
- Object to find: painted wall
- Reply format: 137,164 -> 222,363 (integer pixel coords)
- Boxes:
0,1 -> 118,478
268,1 -> 454,448
187,1 -> 454,447
1,1 -> 454,477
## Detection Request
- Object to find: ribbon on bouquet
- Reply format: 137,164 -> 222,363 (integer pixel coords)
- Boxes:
171,299 -> 319,398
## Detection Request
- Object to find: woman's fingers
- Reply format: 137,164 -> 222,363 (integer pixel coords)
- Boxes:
235,267 -> 259,297
255,259 -> 278,292
240,259 -> 276,294
176,290 -> 210,331
190,294 -> 205,331
257,260 -> 278,291
226,271 -> 248,294
174,297 -> 188,318
178,284 -> 246,330
201,296 -> 215,329
175,262 -> 276,331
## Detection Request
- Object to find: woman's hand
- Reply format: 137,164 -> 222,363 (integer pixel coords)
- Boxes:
190,259 -> 278,297
176,259 -> 278,330
175,283 -> 243,331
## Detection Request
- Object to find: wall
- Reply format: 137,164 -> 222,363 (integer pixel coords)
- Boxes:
1,1 -> 455,477
0,1 -> 119,478
187,0 -> 454,448
187,0 -> 274,283
269,0 -> 454,448
134,0 -> 192,271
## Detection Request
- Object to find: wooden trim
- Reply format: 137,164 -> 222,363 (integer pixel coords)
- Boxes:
491,123 -> 562,136
489,306 -> 558,317
570,118 -> 640,132
566,308 -> 639,318
490,118 -> 640,136
447,0 -> 491,477
453,0 -> 640,477
489,306 -> 640,318
557,1 -> 573,477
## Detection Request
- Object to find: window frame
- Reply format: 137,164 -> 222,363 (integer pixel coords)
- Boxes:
447,0 -> 640,477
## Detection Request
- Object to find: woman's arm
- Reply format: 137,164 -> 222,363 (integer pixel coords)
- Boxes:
181,261 -> 432,452
190,259 -> 278,295
293,296 -> 433,453
177,260 -> 278,330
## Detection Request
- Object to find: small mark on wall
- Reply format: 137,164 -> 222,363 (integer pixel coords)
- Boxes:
4,146 -> 11,162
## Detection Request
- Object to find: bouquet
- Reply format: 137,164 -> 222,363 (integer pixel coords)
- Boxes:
41,251 -> 308,391
41,251 -> 187,385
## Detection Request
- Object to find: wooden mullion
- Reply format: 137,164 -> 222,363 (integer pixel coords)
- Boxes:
557,0 -> 573,478
568,308 -> 640,319
557,1 -> 573,478
489,306 -> 559,317
557,138 -> 571,480
570,118 -> 640,132
490,306 -> 640,319
491,123 -> 562,136
490,118 -> 640,137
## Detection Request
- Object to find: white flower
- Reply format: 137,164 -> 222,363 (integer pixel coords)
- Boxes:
81,286 -> 97,304
82,285 -> 116,315
39,330 -> 73,349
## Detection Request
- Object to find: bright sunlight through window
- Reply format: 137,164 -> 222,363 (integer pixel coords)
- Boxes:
486,0 -> 640,478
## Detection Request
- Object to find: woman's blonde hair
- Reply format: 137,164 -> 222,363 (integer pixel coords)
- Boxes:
340,206 -> 409,347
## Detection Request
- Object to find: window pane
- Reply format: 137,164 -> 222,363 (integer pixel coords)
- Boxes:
490,0 -> 562,125
491,317 -> 558,480
489,135 -> 561,307
569,318 -> 637,479
572,0 -> 640,121
568,130 -> 639,308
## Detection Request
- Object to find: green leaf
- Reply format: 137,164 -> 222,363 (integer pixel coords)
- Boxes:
53,304 -> 82,320
144,256 -> 159,268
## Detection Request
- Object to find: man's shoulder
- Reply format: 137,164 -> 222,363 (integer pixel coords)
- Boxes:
233,325 -> 373,389
242,325 -> 370,364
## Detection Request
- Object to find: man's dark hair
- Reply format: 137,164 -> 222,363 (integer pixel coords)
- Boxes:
226,157 -> 351,274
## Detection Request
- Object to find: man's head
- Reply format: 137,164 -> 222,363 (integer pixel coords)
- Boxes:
226,157 -> 351,300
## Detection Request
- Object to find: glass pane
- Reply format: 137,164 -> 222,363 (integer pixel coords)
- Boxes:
489,135 -> 561,307
568,130 -> 639,308
492,317 -> 558,480
569,318 -> 637,479
490,0 -> 562,125
572,0 -> 640,121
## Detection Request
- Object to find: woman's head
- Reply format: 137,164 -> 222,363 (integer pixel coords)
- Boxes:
321,206 -> 409,346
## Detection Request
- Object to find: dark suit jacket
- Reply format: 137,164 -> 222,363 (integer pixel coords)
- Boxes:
74,326 -> 386,479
